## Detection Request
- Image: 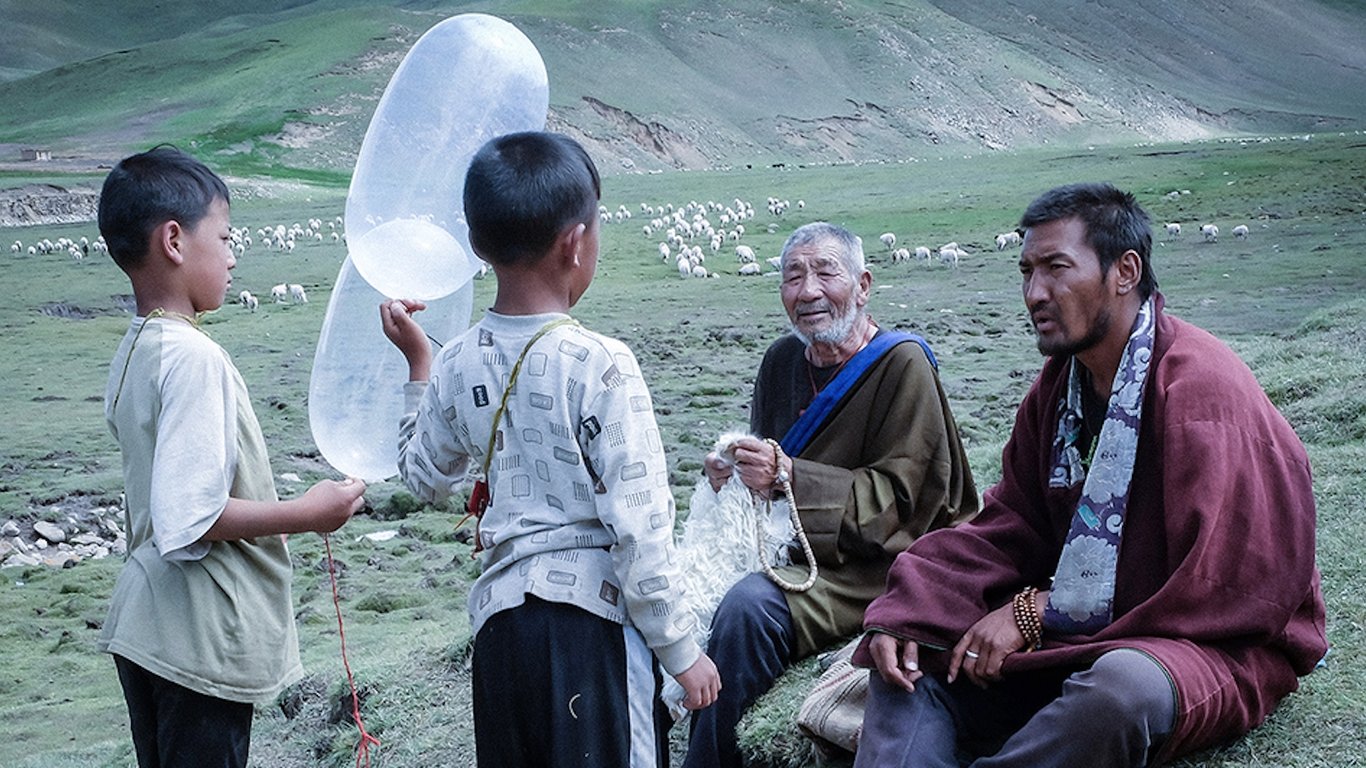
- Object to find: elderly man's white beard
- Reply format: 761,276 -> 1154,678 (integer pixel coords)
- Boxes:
791,299 -> 862,348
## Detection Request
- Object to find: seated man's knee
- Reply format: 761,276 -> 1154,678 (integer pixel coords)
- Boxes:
709,573 -> 790,645
1076,649 -> 1176,727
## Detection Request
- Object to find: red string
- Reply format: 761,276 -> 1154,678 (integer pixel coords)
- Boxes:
323,533 -> 381,767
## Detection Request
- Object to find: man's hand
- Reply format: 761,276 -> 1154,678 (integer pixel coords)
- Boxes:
867,632 -> 923,693
949,602 -> 1026,688
702,451 -> 734,492
727,436 -> 790,497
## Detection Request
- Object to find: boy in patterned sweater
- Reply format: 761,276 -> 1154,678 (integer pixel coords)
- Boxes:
381,131 -> 719,767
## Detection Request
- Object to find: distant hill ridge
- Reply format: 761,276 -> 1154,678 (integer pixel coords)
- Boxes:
1,0 -> 1363,174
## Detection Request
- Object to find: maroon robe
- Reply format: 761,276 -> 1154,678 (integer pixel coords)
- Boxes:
857,300 -> 1327,759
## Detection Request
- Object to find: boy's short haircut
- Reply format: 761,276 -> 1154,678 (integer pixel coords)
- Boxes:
98,144 -> 231,271
463,131 -> 602,266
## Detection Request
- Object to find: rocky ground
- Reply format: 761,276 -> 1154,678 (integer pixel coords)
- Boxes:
1,494 -> 125,569
0,183 -> 100,227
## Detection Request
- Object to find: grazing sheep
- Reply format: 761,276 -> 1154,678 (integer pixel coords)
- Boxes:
1201,224 -> 1219,243
995,231 -> 1022,250
879,232 -> 897,251
691,264 -> 709,278
271,283 -> 288,303
1165,222 -> 1182,237
892,247 -> 911,263
938,246 -> 962,268
1232,224 -> 1250,239
288,283 -> 308,303
914,246 -> 932,262
735,245 -> 757,263
238,290 -> 259,312
738,262 -> 762,276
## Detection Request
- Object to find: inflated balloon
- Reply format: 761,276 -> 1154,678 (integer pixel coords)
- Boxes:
309,13 -> 548,480
345,13 -> 550,300
309,257 -> 473,482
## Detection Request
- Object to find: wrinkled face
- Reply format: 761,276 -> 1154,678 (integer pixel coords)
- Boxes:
184,197 -> 235,313
1019,216 -> 1114,358
780,239 -> 868,346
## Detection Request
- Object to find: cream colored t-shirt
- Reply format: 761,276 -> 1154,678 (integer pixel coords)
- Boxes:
99,317 -> 301,703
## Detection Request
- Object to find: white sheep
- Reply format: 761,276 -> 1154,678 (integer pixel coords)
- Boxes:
879,232 -> 897,250
938,246 -> 962,268
914,246 -> 932,262
691,264 -> 709,278
677,258 -> 692,278
659,242 -> 671,261
735,245 -> 757,263
270,283 -> 288,303
238,290 -> 259,312
995,231 -> 1022,250
892,247 -> 911,263
288,283 -> 308,303
1231,225 -> 1250,239
1201,224 -> 1219,243
738,262 -> 762,276
1165,222 -> 1181,237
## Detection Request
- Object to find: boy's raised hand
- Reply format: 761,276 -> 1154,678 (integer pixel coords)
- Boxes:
379,299 -> 432,381
675,652 -> 722,711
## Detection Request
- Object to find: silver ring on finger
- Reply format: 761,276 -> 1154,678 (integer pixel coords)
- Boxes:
964,650 -> 981,659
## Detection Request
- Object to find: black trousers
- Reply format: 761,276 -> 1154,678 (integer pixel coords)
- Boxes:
472,595 -> 668,768
114,655 -> 254,768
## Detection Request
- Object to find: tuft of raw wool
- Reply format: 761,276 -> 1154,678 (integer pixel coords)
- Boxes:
662,431 -> 798,718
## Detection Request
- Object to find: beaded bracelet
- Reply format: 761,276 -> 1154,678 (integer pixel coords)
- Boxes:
1013,586 -> 1043,651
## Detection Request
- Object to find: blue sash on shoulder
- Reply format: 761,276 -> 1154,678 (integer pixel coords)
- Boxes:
780,331 -> 938,456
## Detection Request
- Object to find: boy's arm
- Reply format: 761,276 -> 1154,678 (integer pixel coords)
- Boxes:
381,299 -> 432,381
202,478 -> 366,541
581,346 -> 702,677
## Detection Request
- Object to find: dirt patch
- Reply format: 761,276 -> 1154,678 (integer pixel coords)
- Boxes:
38,296 -> 135,319
0,184 -> 99,227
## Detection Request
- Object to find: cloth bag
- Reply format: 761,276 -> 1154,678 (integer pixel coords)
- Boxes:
796,636 -> 869,757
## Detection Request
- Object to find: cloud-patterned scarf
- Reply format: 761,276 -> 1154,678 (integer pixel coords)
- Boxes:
1043,296 -> 1156,635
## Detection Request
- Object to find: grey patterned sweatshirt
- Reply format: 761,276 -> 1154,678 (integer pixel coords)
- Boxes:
396,310 -> 701,675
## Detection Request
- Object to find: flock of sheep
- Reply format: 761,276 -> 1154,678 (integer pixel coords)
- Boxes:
8,215 -> 334,315
598,192 -> 1253,283
10,192 -> 1256,315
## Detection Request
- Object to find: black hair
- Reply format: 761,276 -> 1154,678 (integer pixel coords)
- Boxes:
98,144 -> 230,270
1019,182 -> 1157,300
462,131 -> 601,266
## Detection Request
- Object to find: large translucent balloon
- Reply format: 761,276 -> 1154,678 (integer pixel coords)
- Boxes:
345,13 -> 549,300
309,257 -> 473,481
309,13 -> 548,480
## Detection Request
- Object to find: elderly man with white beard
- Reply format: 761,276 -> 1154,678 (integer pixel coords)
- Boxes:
683,221 -> 979,768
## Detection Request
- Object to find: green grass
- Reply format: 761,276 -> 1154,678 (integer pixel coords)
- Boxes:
1,133 -> 1365,766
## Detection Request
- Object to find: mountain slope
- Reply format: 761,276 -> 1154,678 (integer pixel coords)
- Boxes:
0,0 -> 1363,175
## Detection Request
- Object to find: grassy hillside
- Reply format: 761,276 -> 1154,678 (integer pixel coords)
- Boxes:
2,0 -> 1365,174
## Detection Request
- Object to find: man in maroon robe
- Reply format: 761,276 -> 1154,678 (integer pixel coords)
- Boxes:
853,183 -> 1327,767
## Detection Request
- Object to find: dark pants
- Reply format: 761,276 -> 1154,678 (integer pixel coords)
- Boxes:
684,573 -> 796,768
473,595 -> 667,768
113,655 -> 254,768
855,649 -> 1176,768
